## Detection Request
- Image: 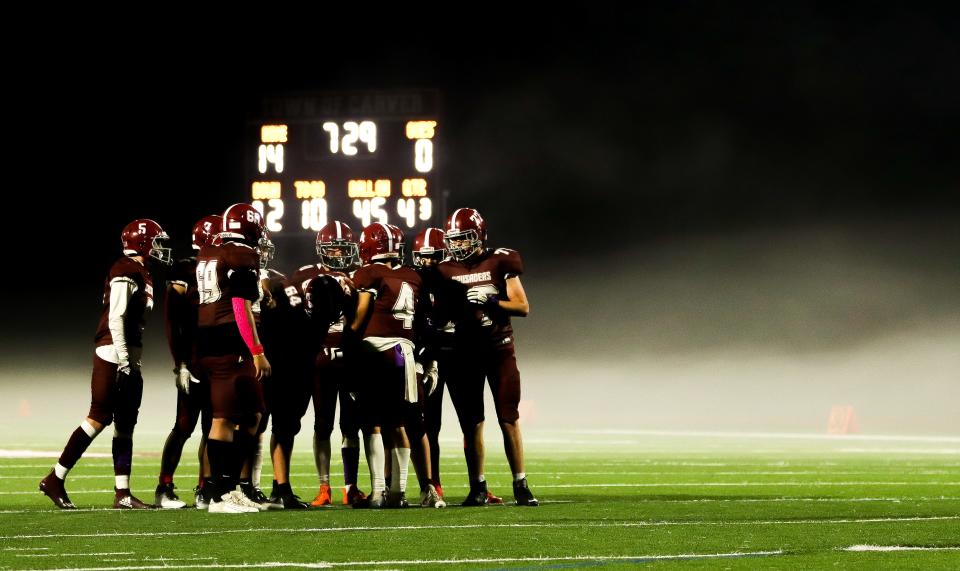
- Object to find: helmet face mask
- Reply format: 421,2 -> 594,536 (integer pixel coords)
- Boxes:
149,233 -> 173,265
444,229 -> 482,261
318,241 -> 359,270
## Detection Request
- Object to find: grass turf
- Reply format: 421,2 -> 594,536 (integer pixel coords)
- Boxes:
0,433 -> 958,570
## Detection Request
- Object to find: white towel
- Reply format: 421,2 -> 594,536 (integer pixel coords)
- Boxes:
363,337 -> 418,403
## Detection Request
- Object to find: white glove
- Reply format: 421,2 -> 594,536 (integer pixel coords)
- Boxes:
422,360 -> 439,397
174,363 -> 197,395
466,288 -> 489,306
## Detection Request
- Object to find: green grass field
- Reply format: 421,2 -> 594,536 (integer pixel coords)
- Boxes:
1,432 -> 958,570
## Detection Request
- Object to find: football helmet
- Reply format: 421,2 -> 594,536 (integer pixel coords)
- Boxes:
191,214 -> 223,250
412,227 -> 446,267
121,219 -> 172,265
316,220 -> 359,270
444,207 -> 487,261
387,224 -> 406,263
221,203 -> 265,247
358,222 -> 401,265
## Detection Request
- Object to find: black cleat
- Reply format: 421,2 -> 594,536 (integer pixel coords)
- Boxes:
267,492 -> 309,510
39,471 -> 76,509
352,490 -> 387,509
513,478 -> 539,506
386,490 -> 410,508
462,481 -> 501,506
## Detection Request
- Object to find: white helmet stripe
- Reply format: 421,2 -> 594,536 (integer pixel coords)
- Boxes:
450,208 -> 465,231
335,221 -> 343,240
425,227 -> 434,245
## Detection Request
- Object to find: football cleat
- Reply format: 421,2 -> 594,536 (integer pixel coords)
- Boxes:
114,488 -> 154,509
419,484 -> 446,508
208,492 -> 258,514
267,491 -> 309,510
352,490 -> 387,509
513,478 -> 539,507
193,485 -> 209,510
462,481 -> 502,506
155,483 -> 187,509
238,484 -> 269,511
343,485 -> 368,506
386,490 -> 410,508
311,483 -> 333,507
39,471 -> 76,510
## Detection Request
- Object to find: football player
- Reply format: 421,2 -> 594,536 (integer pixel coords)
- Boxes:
350,223 -> 442,508
411,227 -> 449,501
155,214 -> 221,509
194,203 -> 271,513
40,219 -> 172,509
438,208 -> 538,506
301,221 -> 367,507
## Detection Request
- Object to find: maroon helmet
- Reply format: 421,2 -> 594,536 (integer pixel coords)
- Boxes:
191,214 -> 223,250
387,223 -> 406,263
412,227 -> 446,267
358,222 -> 401,265
121,219 -> 172,265
444,207 -> 487,261
315,220 -> 359,270
221,203 -> 265,247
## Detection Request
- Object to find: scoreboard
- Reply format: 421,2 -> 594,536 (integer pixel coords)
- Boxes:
247,89 -> 444,238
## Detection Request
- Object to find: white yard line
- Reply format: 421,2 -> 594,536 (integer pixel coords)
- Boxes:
22,550 -> 786,571
561,429 -> 960,444
845,545 -> 960,552
17,553 -> 134,558
1,517 -> 956,541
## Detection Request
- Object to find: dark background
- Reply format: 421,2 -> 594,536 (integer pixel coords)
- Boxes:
3,6 -> 958,433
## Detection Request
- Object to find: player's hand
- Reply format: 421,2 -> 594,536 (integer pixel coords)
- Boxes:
253,353 -> 272,381
116,365 -> 141,392
424,360 -> 439,397
174,363 -> 196,395
467,288 -> 498,308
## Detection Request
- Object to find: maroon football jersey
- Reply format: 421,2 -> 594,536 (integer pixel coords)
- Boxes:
353,262 -> 422,341
196,242 -> 261,329
290,263 -> 353,347
436,248 -> 524,341
94,256 -> 154,348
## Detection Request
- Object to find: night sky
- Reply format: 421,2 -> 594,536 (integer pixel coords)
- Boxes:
3,7 -> 958,432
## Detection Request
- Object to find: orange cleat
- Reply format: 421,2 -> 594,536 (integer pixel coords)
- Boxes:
311,483 -> 333,507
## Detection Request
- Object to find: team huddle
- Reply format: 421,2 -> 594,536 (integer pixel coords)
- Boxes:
39,205 -> 538,512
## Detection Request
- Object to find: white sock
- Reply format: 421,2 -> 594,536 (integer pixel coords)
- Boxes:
391,448 -> 410,493
80,419 -> 99,437
54,463 -> 69,480
252,434 -> 263,488
514,472 -> 526,482
477,474 -> 485,483
365,433 -> 385,494
115,475 -> 129,489
314,434 -> 331,485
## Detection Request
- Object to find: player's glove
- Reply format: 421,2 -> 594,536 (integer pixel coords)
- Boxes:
173,363 -> 197,395
466,288 -> 499,308
423,360 -> 439,397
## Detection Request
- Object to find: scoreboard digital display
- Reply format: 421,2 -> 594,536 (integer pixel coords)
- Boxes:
247,89 -> 444,237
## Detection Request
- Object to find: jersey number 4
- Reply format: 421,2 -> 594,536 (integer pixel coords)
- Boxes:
392,281 -> 415,330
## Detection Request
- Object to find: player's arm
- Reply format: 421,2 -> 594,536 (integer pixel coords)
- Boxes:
349,291 -> 374,335
232,297 -> 271,380
107,276 -> 138,371
497,276 -> 530,317
164,282 -> 195,393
